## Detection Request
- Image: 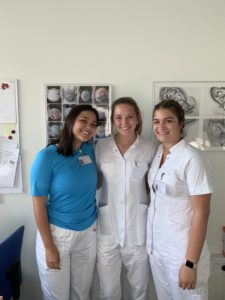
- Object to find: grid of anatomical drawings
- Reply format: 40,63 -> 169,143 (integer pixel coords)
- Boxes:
153,81 -> 225,151
45,84 -> 112,145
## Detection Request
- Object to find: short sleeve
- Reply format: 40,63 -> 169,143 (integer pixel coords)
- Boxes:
30,149 -> 52,196
186,153 -> 213,195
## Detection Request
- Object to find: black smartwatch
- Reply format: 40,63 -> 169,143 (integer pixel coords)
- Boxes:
185,260 -> 197,269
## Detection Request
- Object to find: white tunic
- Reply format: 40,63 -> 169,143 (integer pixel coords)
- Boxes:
95,135 -> 155,247
147,139 -> 213,261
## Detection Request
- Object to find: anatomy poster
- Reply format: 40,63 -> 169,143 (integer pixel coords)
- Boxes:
45,84 -> 112,145
153,81 -> 225,151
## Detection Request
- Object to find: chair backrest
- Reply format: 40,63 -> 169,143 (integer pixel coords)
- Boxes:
0,225 -> 25,300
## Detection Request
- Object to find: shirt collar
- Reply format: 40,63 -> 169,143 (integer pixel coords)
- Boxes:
169,138 -> 186,154
109,135 -> 140,151
158,138 -> 186,157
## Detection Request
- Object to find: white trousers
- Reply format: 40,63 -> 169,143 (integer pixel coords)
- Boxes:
36,223 -> 97,300
97,242 -> 150,300
150,254 -> 209,300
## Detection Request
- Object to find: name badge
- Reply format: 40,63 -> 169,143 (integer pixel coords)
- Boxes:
78,155 -> 92,165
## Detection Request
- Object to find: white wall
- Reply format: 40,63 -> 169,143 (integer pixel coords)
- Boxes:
0,0 -> 225,299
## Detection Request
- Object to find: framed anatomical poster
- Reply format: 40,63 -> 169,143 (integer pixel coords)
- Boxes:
153,81 -> 225,151
45,84 -> 112,145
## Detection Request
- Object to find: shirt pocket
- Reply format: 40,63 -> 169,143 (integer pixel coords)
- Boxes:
166,181 -> 189,198
130,172 -> 150,205
131,162 -> 148,180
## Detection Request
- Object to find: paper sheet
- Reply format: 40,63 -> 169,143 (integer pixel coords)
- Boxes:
0,137 -> 19,187
0,154 -> 23,193
0,81 -> 17,123
0,148 -> 19,187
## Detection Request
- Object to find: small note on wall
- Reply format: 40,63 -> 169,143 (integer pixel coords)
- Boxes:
0,79 -> 19,145
0,81 -> 17,123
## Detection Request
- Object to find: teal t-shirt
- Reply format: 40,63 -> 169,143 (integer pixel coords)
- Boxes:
30,142 -> 97,231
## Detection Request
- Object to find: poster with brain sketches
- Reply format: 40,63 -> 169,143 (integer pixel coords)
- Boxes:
153,81 -> 225,151
45,84 -> 112,145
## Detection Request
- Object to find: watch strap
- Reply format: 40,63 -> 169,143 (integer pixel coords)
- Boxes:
185,260 -> 198,269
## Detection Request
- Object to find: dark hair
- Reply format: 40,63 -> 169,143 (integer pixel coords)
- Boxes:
153,99 -> 185,132
111,97 -> 142,135
54,105 -> 99,156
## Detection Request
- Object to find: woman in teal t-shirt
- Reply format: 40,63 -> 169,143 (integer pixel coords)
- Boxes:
30,105 -> 99,300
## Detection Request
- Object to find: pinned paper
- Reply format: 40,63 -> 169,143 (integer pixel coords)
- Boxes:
0,81 -> 17,123
0,138 -> 19,187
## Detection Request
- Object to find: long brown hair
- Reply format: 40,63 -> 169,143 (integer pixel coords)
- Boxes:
51,105 -> 99,156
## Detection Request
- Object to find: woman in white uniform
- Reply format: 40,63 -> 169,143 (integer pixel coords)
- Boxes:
95,97 -> 155,300
147,100 -> 213,300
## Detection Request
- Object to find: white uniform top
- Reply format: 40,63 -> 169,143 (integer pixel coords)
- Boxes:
95,135 -> 155,247
147,139 -> 213,261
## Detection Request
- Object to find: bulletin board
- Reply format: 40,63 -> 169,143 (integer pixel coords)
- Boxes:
0,79 -> 23,193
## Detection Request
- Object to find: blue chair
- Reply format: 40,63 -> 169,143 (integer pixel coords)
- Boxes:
0,226 -> 25,300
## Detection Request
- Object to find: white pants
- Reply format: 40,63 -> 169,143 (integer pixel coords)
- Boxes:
36,223 -> 97,300
97,242 -> 150,300
149,254 -> 209,300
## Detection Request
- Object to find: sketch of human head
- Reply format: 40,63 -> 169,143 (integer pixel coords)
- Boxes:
63,105 -> 76,120
94,87 -> 109,104
62,86 -> 76,102
78,87 -> 93,104
96,123 -> 106,138
48,124 -> 61,138
205,119 -> 225,146
159,87 -> 198,115
81,90 -> 91,102
210,87 -> 225,110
